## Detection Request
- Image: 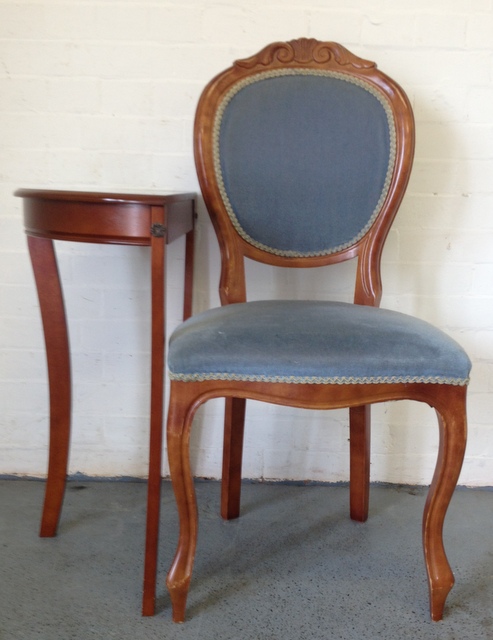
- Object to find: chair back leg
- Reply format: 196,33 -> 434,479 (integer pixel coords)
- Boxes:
349,405 -> 371,522
221,397 -> 247,520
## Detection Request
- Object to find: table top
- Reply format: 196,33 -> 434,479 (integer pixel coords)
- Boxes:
15,188 -> 195,206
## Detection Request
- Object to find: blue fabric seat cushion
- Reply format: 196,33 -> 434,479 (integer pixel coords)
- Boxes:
168,300 -> 471,385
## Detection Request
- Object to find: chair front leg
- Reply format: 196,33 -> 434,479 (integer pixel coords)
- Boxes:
221,397 -> 246,520
349,405 -> 371,522
166,383 -> 200,623
423,387 -> 467,621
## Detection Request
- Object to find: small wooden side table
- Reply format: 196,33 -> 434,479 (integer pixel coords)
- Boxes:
15,188 -> 196,616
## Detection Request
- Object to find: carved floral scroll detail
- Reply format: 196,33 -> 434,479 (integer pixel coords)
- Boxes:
236,38 -> 376,70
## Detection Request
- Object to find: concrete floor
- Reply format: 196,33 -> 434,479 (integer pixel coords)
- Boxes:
0,479 -> 491,640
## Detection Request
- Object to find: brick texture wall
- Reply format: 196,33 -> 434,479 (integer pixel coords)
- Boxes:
1,0 -> 492,485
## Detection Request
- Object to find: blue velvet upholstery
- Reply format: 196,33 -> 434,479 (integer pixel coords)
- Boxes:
169,301 -> 471,385
216,71 -> 394,256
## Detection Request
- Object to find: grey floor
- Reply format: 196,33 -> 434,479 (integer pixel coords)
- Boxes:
0,479 -> 491,640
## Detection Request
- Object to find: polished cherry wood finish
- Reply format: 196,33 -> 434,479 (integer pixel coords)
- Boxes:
16,188 -> 195,616
164,39 -> 467,623
167,381 -> 467,623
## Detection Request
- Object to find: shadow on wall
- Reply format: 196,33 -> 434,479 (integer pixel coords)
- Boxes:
377,89 -> 471,484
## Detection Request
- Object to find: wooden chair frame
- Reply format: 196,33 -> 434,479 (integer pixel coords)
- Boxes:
161,39 -> 468,623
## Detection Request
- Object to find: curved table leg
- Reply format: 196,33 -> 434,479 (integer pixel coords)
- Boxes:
423,387 -> 467,621
27,236 -> 71,538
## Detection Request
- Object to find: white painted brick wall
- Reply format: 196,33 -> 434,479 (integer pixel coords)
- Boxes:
1,1 -> 492,486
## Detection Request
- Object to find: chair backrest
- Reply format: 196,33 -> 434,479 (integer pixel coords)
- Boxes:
194,39 -> 415,306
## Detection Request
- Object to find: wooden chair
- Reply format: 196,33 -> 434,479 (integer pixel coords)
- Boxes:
161,39 -> 471,622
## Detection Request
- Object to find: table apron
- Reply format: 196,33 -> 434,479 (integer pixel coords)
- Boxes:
23,199 -> 194,246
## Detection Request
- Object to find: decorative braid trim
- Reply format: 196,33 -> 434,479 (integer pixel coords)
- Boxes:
169,372 -> 469,386
213,68 -> 397,258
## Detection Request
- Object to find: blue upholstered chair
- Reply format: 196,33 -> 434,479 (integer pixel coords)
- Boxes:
160,39 -> 470,622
